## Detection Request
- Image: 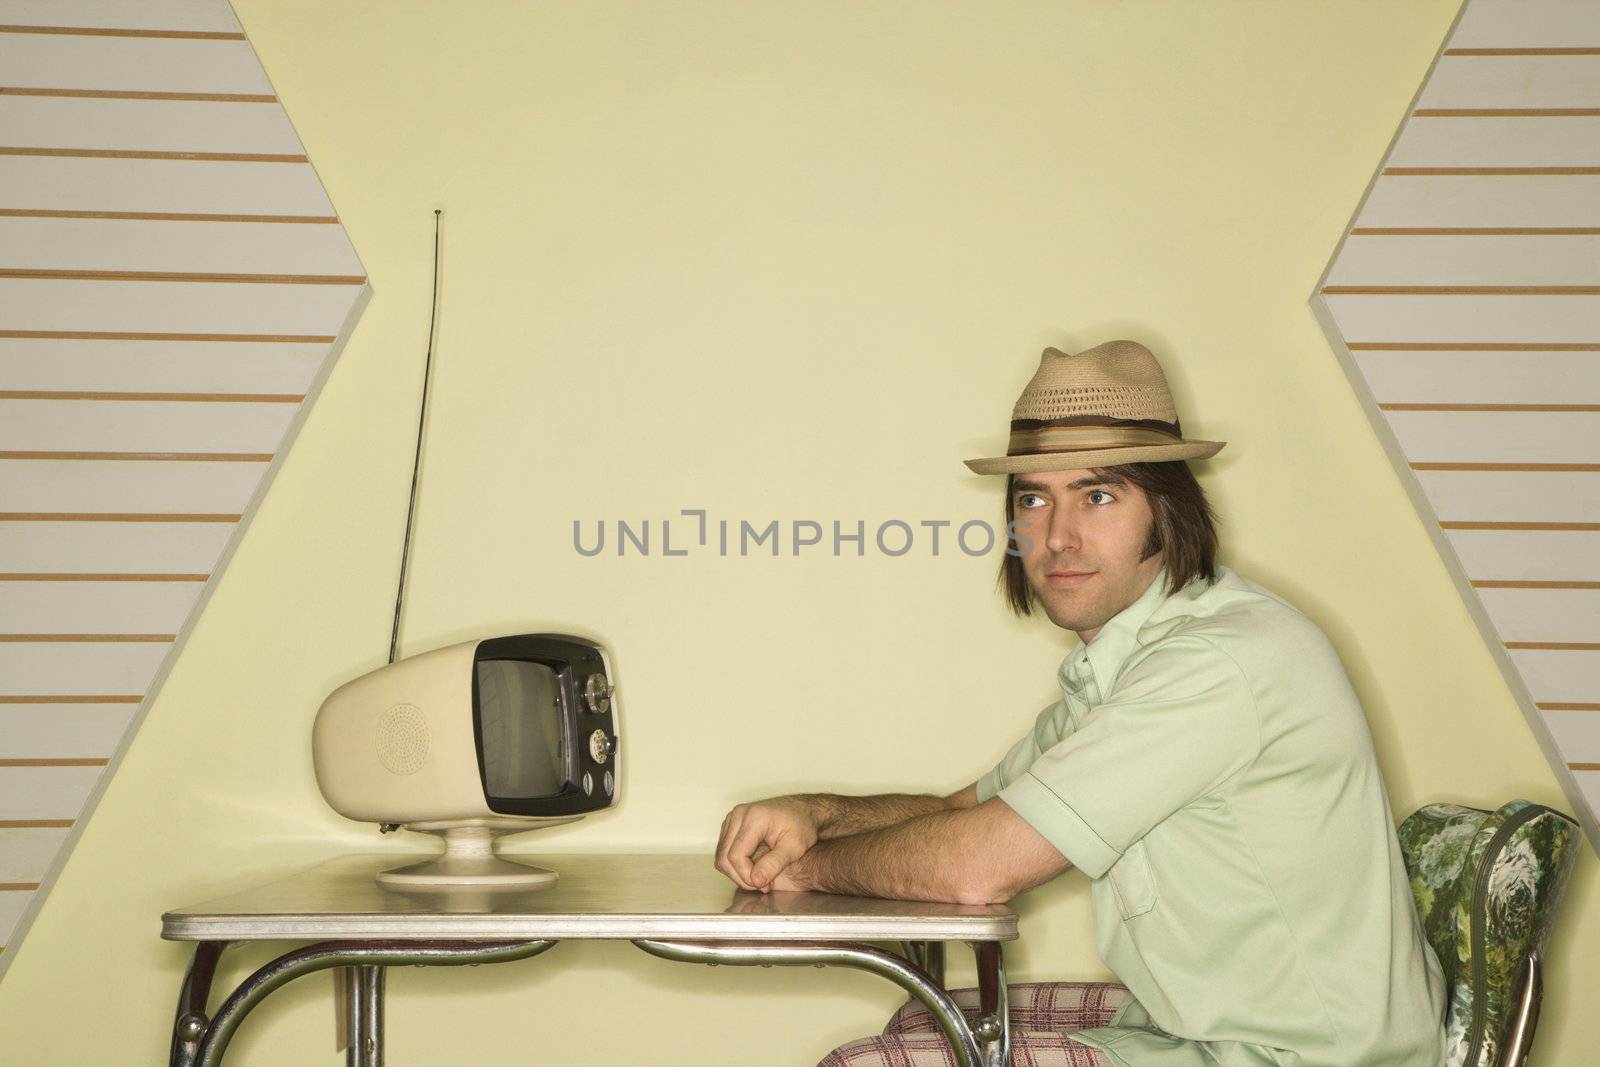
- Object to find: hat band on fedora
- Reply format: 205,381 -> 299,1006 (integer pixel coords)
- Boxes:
1006,415 -> 1183,457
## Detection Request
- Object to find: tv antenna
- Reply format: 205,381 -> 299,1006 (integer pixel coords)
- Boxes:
389,208 -> 444,665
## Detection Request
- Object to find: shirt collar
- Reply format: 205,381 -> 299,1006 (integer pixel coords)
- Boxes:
1058,569 -> 1173,700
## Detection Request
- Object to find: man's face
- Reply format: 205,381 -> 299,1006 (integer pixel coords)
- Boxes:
1010,468 -> 1164,643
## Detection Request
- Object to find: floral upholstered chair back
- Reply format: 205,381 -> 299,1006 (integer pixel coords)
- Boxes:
1397,800 -> 1580,1067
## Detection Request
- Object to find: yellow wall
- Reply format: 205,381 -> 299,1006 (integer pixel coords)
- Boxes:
5,1 -> 1594,1063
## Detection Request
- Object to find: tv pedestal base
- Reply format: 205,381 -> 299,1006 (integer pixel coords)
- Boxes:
375,825 -> 558,889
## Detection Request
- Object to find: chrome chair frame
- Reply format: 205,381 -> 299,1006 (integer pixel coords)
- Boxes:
1498,949 -> 1542,1067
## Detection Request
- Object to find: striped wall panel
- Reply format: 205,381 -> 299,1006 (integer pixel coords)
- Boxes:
0,1 -> 370,967
1311,0 -> 1600,849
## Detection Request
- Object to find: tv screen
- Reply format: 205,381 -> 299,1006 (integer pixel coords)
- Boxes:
476,658 -> 566,800
469,634 -> 616,816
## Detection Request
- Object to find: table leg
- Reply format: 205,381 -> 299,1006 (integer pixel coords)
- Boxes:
171,941 -> 227,1067
171,938 -> 555,1067
633,939 -> 985,1067
348,965 -> 385,1067
970,940 -> 1011,1067
900,940 -> 946,989
335,967 -> 352,1054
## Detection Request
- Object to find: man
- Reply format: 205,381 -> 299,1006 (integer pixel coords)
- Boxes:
714,341 -> 1446,1066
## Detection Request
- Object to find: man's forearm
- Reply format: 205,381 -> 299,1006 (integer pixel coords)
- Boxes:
780,796 -> 1068,908
786,805 -> 1017,904
792,792 -> 957,840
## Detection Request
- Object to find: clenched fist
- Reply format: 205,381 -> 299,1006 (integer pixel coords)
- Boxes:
714,796 -> 820,892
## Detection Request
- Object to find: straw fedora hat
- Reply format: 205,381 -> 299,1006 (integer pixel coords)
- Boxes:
964,340 -> 1225,475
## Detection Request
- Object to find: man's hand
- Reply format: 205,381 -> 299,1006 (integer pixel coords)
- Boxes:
715,797 -> 820,892
766,861 -> 808,893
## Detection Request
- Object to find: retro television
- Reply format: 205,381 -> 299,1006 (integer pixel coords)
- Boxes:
313,633 -> 620,889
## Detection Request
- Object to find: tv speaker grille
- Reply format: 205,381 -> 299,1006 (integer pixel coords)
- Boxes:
377,703 -> 429,775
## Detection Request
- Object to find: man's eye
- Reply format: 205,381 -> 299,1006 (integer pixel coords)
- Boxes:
1087,490 -> 1115,505
1016,493 -> 1046,509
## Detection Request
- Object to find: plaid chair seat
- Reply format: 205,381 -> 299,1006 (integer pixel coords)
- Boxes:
820,981 -> 1126,1067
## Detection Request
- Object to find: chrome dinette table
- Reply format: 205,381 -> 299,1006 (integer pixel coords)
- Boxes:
162,853 -> 1018,1067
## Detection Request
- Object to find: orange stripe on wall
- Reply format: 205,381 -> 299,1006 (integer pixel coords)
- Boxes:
0,209 -> 338,224
1472,581 -> 1600,589
0,269 -> 364,285
1328,286 -> 1600,295
0,758 -> 108,768
0,573 -> 208,582
1348,343 -> 1600,352
1384,167 -> 1600,176
1508,642 -> 1600,651
1350,227 -> 1600,235
1445,48 -> 1600,56
0,512 -> 239,522
1442,522 -> 1600,531
0,331 -> 334,343
0,696 -> 141,704
0,390 -> 304,402
1384,404 -> 1600,412
0,147 -> 307,163
0,451 -> 272,462
1412,463 -> 1600,471
0,25 -> 245,40
0,634 -> 175,642
0,88 -> 275,103
1414,108 -> 1600,117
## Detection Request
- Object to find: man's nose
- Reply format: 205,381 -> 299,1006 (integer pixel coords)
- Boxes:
1046,508 -> 1081,554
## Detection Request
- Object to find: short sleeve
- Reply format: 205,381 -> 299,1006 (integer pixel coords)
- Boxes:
975,699 -> 1070,804
995,636 -> 1260,879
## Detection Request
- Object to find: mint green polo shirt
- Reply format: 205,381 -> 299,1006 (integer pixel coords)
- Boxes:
978,567 -> 1446,1067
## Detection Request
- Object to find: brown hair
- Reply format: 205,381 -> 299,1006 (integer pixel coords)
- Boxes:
999,461 -> 1219,616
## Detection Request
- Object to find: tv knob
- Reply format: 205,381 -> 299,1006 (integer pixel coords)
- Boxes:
583,674 -> 612,715
588,729 -> 612,764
